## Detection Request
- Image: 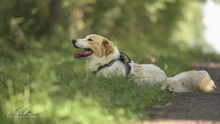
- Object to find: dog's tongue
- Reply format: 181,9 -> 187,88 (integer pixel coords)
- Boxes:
74,50 -> 93,58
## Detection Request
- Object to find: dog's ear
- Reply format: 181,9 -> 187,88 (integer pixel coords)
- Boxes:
102,38 -> 114,56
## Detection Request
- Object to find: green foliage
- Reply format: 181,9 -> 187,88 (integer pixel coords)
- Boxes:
0,0 -> 219,54
1,0 -> 220,123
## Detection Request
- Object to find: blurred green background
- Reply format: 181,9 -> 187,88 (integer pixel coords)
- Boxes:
1,0 -> 220,124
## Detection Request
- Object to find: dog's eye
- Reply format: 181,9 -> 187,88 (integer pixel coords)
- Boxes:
88,38 -> 93,41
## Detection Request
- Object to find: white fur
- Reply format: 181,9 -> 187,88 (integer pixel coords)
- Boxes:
74,34 -> 216,93
73,36 -> 90,48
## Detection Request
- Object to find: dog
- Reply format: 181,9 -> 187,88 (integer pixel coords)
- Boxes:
72,34 -> 216,93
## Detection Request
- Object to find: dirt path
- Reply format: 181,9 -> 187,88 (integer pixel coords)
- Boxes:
145,62 -> 220,124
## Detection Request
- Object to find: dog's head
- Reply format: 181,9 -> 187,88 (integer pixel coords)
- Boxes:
72,34 -> 114,59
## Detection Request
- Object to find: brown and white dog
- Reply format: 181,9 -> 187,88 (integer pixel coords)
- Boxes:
72,34 -> 216,93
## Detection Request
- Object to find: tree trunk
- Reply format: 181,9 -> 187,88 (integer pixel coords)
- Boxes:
46,0 -> 62,38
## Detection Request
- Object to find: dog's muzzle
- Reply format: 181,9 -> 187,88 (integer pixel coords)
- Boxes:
72,39 -> 94,59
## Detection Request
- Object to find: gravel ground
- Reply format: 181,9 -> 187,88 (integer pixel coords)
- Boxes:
145,62 -> 220,124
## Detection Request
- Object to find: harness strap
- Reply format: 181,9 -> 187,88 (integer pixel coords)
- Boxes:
93,52 -> 131,76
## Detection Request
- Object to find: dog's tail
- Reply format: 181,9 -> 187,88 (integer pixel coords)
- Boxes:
167,70 -> 216,93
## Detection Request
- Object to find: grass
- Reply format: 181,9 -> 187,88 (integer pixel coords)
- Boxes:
0,48 -> 171,124
1,37 -> 220,124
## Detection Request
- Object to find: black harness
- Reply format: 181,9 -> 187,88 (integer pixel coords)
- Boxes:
93,52 -> 132,76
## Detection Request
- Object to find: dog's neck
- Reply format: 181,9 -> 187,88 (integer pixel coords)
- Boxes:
85,46 -> 120,72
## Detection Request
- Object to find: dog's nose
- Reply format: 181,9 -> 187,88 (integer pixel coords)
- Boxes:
72,39 -> 77,44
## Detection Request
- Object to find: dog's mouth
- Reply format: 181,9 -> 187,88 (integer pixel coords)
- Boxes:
74,48 -> 94,59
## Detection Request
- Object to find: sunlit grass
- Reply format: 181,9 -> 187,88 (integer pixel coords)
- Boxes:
0,51 -> 171,124
0,37 -> 220,124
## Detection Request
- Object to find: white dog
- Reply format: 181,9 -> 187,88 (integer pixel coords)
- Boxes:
72,34 -> 216,93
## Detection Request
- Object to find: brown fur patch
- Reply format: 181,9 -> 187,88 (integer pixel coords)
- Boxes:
87,35 -> 114,58
88,42 -> 103,58
102,38 -> 114,56
134,63 -> 143,77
